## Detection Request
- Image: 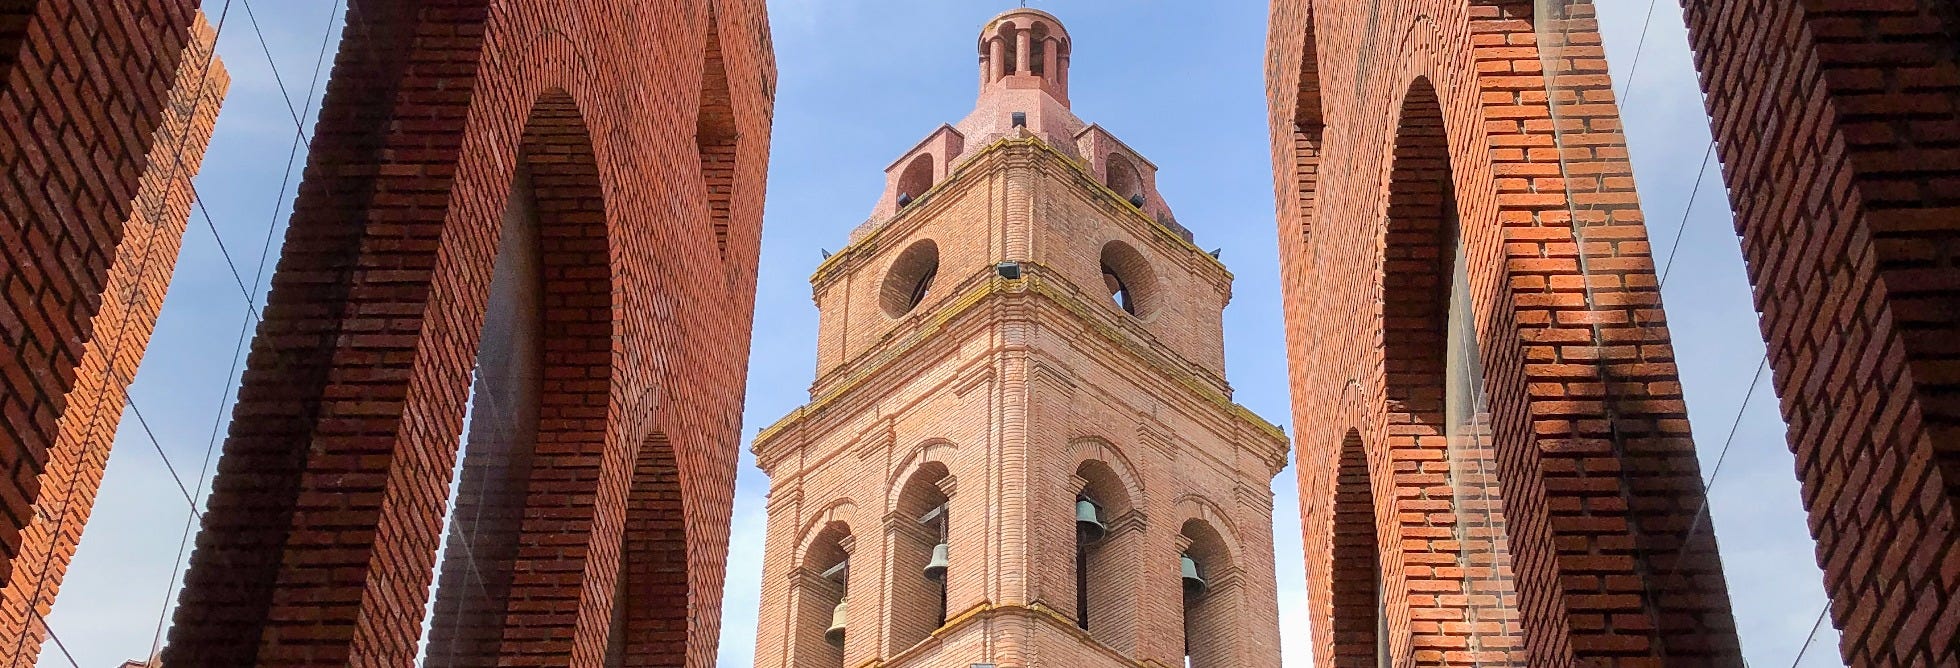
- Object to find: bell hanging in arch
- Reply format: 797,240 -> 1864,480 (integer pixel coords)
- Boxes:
924,542 -> 950,581
825,598 -> 848,646
1181,553 -> 1207,598
1075,499 -> 1106,544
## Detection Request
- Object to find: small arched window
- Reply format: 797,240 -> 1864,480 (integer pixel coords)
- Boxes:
1105,153 -> 1144,204
896,154 -> 934,208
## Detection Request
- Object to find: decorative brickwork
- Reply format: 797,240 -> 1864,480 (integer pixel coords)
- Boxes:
1268,1 -> 1743,665
1679,1 -> 1960,665
0,14 -> 226,665
160,1 -> 774,665
752,11 -> 1287,668
0,0 -> 200,583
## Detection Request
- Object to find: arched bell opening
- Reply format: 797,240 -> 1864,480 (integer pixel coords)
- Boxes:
1177,519 -> 1234,668
422,88 -> 611,668
795,522 -> 853,668
1071,459 -> 1138,654
888,461 -> 951,652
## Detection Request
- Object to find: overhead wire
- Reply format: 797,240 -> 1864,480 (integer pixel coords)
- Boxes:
2,0 -> 239,662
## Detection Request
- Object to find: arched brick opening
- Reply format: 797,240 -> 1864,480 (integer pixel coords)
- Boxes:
602,430 -> 690,667
1289,11 -> 1323,246
1105,153 -> 1143,203
423,88 -> 614,667
1379,76 -> 1522,665
1073,458 -> 1139,654
795,521 -> 853,668
697,2 -> 738,259
895,154 -> 935,205
1178,517 -> 1236,668
888,461 -> 950,653
1329,429 -> 1383,668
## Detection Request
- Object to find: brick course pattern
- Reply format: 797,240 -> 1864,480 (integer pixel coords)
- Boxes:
1679,1 -> 1960,665
159,0 -> 774,665
0,15 -> 226,665
1268,1 -> 1744,665
0,0 -> 200,582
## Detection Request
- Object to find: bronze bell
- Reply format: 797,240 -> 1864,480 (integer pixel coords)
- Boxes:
825,598 -> 848,646
1076,499 -> 1106,544
924,542 -> 950,581
1181,553 -> 1207,598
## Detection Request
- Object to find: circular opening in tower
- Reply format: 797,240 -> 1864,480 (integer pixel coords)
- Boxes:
882,239 -> 941,318
1099,240 -> 1153,318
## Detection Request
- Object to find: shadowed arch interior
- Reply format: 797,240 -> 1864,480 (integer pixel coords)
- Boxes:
697,1 -> 738,258
889,461 -> 951,652
896,154 -> 935,204
1179,517 -> 1235,667
1073,458 -> 1138,653
797,521 -> 853,668
1330,429 -> 1383,667
1379,76 -> 1521,663
1291,9 -> 1323,245
601,430 -> 690,667
423,89 -> 614,667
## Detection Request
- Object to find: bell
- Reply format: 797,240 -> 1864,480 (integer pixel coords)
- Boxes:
1075,500 -> 1106,544
924,542 -> 951,581
825,598 -> 848,646
1181,553 -> 1207,598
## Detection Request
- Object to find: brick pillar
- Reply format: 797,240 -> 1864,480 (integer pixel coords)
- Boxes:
1679,1 -> 1960,664
1268,1 -> 1745,664
0,15 -> 226,664
0,0 -> 199,582
161,0 -> 772,665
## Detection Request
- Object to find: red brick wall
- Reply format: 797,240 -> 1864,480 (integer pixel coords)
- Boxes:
0,0 -> 199,583
1268,1 -> 1742,664
1679,1 -> 1960,664
0,15 -> 225,664
160,0 -> 774,665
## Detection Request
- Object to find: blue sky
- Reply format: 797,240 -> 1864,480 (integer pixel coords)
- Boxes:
46,2 -> 1839,667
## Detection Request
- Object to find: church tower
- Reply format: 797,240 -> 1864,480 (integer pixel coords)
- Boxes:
752,10 -> 1287,668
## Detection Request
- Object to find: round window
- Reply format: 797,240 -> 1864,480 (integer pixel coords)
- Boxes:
1098,240 -> 1155,318
881,240 -> 941,317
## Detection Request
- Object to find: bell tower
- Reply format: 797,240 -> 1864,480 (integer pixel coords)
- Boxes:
751,10 -> 1287,668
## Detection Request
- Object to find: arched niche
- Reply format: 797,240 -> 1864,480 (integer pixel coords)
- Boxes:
423,88 -> 613,668
1379,75 -> 1521,664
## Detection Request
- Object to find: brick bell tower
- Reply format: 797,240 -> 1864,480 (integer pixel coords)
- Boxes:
751,9 -> 1287,668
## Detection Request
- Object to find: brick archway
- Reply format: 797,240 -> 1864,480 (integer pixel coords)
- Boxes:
610,430 -> 691,667
159,1 -> 773,665
1270,2 -> 1744,666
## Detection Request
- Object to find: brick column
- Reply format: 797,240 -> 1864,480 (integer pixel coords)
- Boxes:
0,15 -> 226,664
161,0 -> 772,665
1680,1 -> 1960,664
0,0 -> 199,582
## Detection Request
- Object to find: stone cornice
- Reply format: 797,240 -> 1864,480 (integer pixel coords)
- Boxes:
809,136 -> 1230,293
753,265 -> 1287,475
